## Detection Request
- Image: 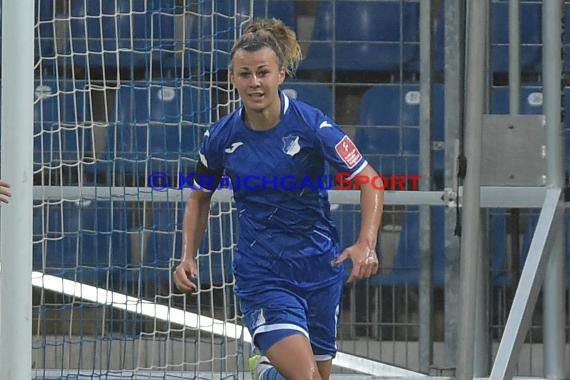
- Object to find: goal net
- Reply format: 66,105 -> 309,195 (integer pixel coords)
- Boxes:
32,0 -> 250,377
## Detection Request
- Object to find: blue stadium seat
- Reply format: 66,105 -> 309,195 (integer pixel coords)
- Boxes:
355,207 -> 445,288
335,1 -> 419,72
357,85 -> 420,129
177,0 -> 252,73
298,1 -> 332,71
104,82 -> 207,181
33,80 -> 94,173
35,0 -> 56,73
281,79 -> 333,116
68,1 -> 150,72
253,0 -> 297,30
491,1 -> 542,74
149,0 -> 180,72
355,84 -> 420,175
491,85 -> 543,115
357,127 -> 402,157
301,1 -> 419,72
369,210 -> 420,286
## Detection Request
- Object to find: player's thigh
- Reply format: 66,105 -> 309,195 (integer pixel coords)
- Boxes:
316,359 -> 333,380
265,333 -> 322,380
240,288 -> 310,352
306,279 -> 344,360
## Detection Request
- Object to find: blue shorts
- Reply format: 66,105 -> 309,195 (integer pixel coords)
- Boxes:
240,280 -> 344,361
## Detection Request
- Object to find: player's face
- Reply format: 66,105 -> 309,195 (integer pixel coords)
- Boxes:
230,47 -> 285,115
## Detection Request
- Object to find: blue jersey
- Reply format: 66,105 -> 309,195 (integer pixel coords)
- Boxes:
199,92 -> 368,294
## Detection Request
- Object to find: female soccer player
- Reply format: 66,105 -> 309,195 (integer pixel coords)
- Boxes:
173,18 -> 384,380
0,180 -> 11,205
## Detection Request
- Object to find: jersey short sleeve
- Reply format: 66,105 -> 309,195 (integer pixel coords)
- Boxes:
194,126 -> 225,191
199,128 -> 224,172
315,117 -> 368,180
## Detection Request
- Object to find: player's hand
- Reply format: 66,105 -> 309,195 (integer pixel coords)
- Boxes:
335,242 -> 379,283
173,257 -> 198,293
0,180 -> 11,205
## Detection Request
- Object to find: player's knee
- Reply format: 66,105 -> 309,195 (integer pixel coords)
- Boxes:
275,358 -> 320,380
290,362 -> 321,380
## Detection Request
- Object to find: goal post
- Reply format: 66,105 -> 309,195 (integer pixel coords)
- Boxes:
0,0 -> 35,378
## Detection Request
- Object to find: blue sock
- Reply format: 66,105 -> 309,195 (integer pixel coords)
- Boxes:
260,366 -> 285,380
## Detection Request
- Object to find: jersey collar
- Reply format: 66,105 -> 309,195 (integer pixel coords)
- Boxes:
238,91 -> 290,120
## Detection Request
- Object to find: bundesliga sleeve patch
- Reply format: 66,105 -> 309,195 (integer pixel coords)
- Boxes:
335,136 -> 362,169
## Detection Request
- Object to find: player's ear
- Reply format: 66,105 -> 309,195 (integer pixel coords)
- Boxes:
229,69 -> 235,85
278,66 -> 285,85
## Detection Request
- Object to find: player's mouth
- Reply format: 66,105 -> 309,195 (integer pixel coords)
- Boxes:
248,92 -> 264,100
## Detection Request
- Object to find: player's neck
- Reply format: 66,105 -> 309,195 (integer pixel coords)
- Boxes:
244,98 -> 281,131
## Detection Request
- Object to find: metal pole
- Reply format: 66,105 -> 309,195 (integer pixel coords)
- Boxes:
474,4 -> 492,376
506,6 -> 522,363
542,0 -> 566,378
443,0 -> 465,370
0,0 -> 35,378
418,0 -> 433,373
456,0 -> 488,379
474,214 -> 490,376
508,0 -> 521,115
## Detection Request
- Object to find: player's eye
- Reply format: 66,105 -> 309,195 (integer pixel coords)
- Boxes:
238,72 -> 251,78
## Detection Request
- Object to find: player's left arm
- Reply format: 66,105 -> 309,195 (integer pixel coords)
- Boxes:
313,114 -> 384,281
338,164 -> 383,282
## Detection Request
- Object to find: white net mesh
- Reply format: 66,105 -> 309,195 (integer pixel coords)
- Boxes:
32,1 -> 250,377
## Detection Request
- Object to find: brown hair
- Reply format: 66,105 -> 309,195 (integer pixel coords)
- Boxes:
230,18 -> 303,77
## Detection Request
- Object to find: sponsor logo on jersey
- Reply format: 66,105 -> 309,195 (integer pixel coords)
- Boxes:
335,136 -> 362,169
319,120 -> 332,128
224,141 -> 244,154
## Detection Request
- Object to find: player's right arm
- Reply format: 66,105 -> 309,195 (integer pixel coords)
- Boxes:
173,122 -> 227,293
173,188 -> 213,293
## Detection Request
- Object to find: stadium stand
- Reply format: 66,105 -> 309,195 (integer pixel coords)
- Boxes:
33,199 -> 130,288
281,79 -> 333,116
300,1 -> 419,73
101,82 -> 206,185
491,1 -> 542,74
68,1 -> 150,73
33,79 -> 94,177
355,84 -> 420,175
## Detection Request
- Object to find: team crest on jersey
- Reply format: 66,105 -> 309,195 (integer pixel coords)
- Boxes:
282,135 -> 301,156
